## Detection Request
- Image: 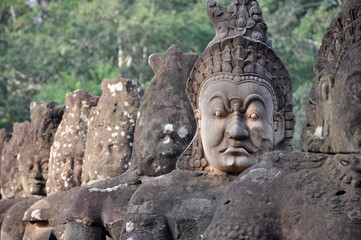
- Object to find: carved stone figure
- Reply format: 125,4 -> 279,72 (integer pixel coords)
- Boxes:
0,128 -> 10,196
130,45 -> 198,177
81,76 -> 143,185
18,101 -> 64,197
203,1 -> 361,239
122,1 -> 294,239
1,121 -> 31,199
0,129 -> 10,162
64,45 -> 197,239
0,101 -> 64,240
0,124 -> 30,237
46,90 -> 99,194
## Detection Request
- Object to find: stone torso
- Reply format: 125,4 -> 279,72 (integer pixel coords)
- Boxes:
204,152 -> 361,240
123,169 -> 236,240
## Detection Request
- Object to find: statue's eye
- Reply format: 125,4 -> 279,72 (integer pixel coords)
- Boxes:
214,110 -> 223,118
248,112 -> 259,120
41,163 -> 49,171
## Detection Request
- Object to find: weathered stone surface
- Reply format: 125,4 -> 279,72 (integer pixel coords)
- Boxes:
0,129 -> 10,161
203,152 -> 361,239
18,101 -> 64,198
22,187 -> 82,240
1,121 -> 31,199
130,44 -> 197,176
81,76 -> 143,185
64,45 -> 198,239
204,2 -> 361,239
0,128 -> 10,198
46,90 -> 99,195
0,199 -> 23,231
122,170 -> 235,240
0,198 -> 40,240
66,171 -> 140,239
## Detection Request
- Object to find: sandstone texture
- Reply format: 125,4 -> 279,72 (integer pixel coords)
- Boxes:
130,45 -> 197,176
1,121 -> 31,199
81,76 -> 143,185
122,170 -> 235,240
203,152 -> 361,240
46,90 -> 99,194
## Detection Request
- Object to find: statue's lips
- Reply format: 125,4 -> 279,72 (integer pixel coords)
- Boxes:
219,142 -> 251,156
28,180 -> 45,186
222,147 -> 250,156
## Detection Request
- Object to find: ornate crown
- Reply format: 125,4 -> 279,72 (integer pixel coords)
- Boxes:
177,0 -> 295,171
301,0 -> 361,152
315,0 -> 361,79
207,0 -> 271,47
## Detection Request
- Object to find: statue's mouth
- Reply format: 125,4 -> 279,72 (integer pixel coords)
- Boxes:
219,141 -> 253,156
28,179 -> 45,187
222,147 -> 250,156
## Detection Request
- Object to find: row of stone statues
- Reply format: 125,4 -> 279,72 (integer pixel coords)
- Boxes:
0,0 -> 360,239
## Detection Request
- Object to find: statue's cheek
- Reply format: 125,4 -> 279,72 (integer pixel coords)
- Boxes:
249,126 -> 266,147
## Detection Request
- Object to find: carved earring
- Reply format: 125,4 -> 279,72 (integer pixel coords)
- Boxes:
319,76 -> 334,102
194,109 -> 201,130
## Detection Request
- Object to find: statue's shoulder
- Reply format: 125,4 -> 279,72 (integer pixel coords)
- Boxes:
262,151 -> 328,171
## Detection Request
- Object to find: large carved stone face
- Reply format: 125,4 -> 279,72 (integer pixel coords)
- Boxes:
328,41 -> 361,152
197,80 -> 284,173
134,110 -> 195,176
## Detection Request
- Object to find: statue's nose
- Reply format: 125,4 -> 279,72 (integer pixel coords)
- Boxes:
225,117 -> 249,140
32,164 -> 43,180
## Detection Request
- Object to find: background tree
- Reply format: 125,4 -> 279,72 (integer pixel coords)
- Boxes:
0,0 -> 342,148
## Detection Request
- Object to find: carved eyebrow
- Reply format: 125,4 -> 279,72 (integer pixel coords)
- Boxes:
242,94 -> 266,111
210,92 -> 231,111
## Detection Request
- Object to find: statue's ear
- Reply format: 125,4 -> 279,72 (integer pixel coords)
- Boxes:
273,112 -> 284,147
319,76 -> 333,103
194,109 -> 201,129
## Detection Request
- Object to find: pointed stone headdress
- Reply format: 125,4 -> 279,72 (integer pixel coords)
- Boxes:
177,0 -> 294,171
300,0 -> 361,152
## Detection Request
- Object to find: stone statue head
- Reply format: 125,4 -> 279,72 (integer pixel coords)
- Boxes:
18,101 -> 64,197
46,90 -> 99,194
81,76 -> 143,185
177,0 -> 294,174
300,0 -> 361,153
130,45 -> 197,176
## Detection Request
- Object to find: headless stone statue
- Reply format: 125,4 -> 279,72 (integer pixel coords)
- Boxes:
64,45 -> 197,239
203,1 -> 361,239
122,1 -> 294,239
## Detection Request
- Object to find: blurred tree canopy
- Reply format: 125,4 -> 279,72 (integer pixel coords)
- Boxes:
0,0 -> 342,148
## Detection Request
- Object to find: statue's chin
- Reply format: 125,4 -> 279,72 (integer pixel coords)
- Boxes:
29,182 -> 46,196
215,155 -> 257,174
